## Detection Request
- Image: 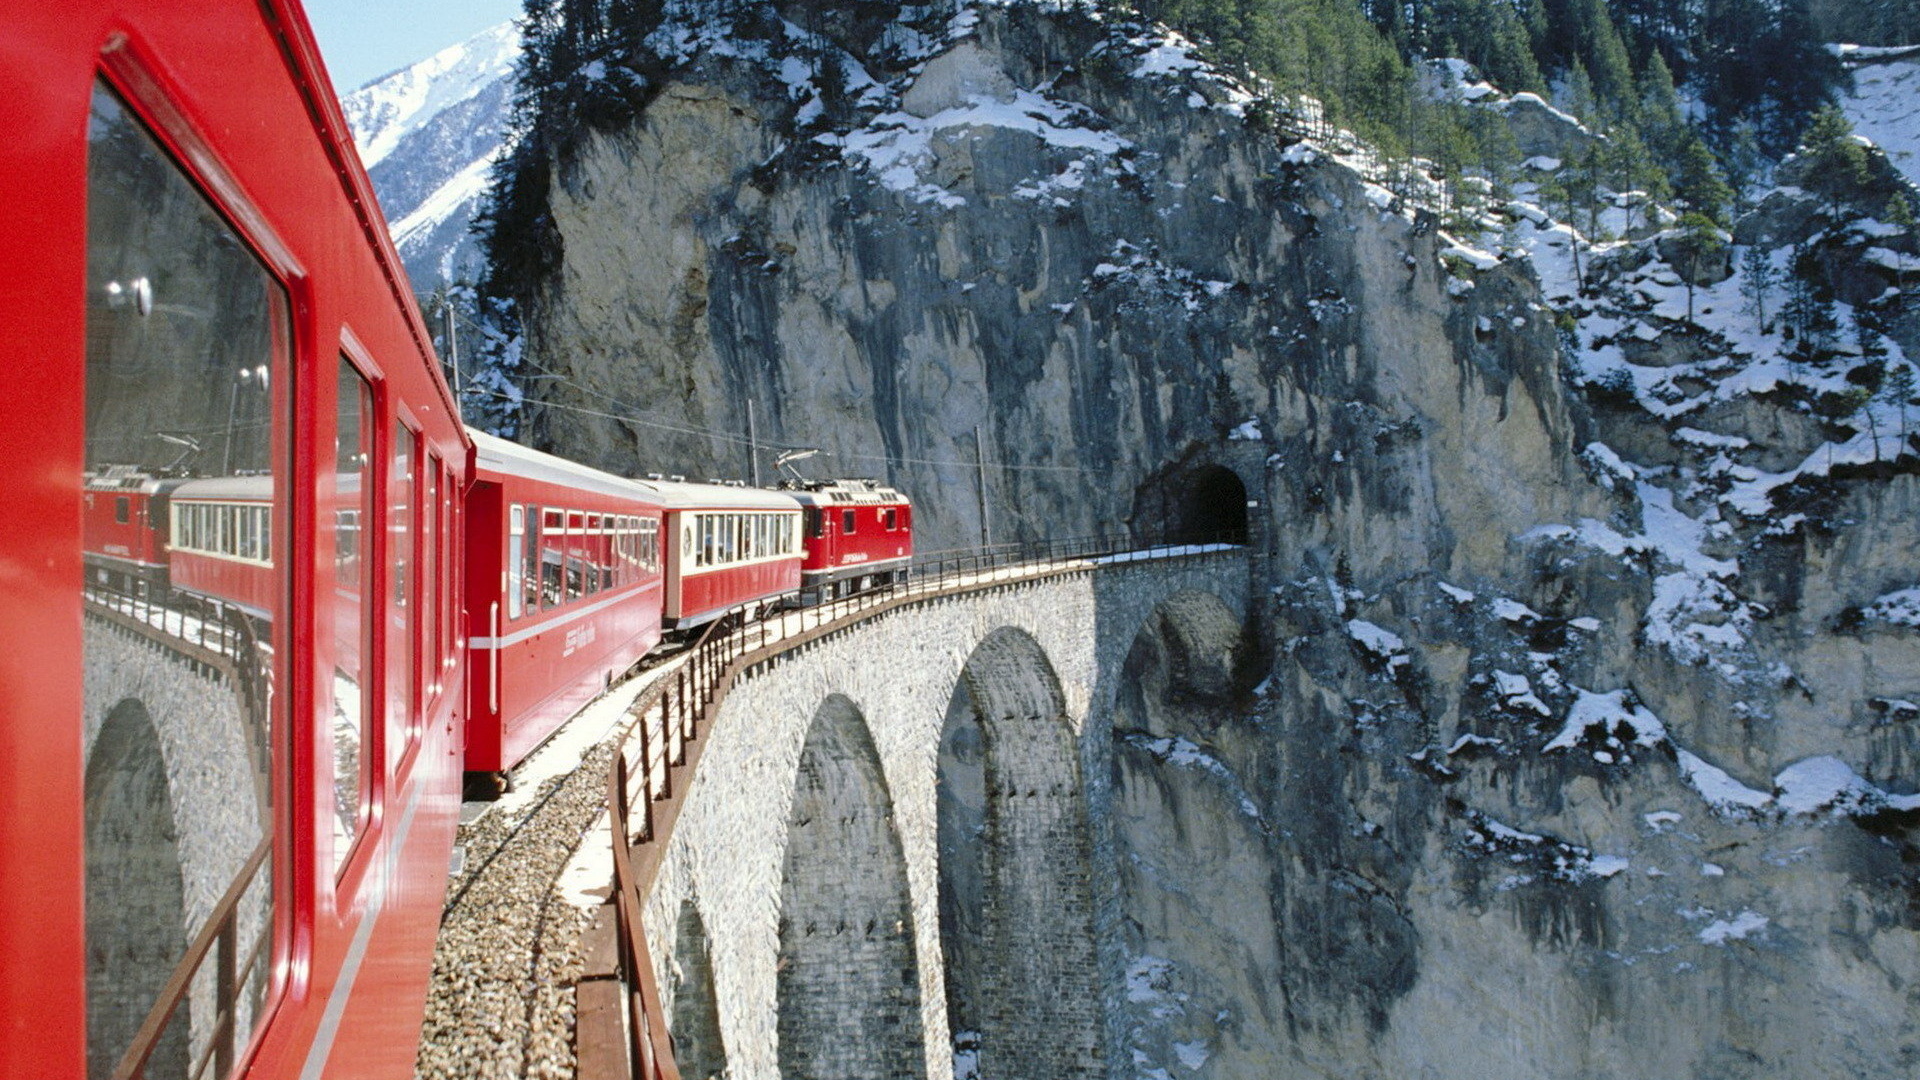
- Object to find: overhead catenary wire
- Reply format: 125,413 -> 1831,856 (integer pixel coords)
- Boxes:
462,386 -> 1105,476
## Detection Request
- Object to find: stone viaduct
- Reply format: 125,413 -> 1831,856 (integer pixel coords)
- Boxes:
639,547 -> 1258,1080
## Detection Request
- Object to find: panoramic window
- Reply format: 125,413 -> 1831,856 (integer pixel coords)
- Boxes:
82,80 -> 282,1080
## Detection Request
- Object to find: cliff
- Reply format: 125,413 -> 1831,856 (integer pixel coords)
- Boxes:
493,3 -> 1920,1076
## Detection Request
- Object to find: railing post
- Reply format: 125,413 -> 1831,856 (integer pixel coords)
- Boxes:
215,915 -> 236,1079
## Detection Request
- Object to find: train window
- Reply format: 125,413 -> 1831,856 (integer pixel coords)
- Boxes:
508,506 -> 525,619
391,420 -> 417,750
884,508 -> 898,531
332,358 -> 374,876
82,80 -> 285,1078
423,457 -> 440,694
114,495 -> 130,524
843,509 -> 858,535
805,507 -> 823,538
523,506 -> 542,614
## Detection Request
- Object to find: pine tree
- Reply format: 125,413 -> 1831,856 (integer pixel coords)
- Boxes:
1888,193 -> 1917,294
1799,105 -> 1871,216
1739,244 -> 1778,330
1672,212 -> 1727,322
1674,134 -> 1733,225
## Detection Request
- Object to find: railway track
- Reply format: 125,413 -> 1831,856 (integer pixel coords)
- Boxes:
415,656 -> 685,1080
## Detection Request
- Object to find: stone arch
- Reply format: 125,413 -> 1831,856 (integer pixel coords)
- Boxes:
1132,461 -> 1250,545
668,896 -> 728,1080
85,697 -> 189,1080
938,627 -> 1100,1080
1109,593 -> 1284,1076
776,694 -> 925,1080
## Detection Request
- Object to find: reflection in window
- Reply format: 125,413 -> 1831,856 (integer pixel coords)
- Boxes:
82,81 -> 280,1080
333,360 -> 373,872
390,421 -> 414,751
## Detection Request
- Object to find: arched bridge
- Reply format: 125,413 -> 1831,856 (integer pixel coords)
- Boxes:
597,539 -> 1260,1080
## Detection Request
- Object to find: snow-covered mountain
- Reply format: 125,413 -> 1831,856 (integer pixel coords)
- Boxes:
340,21 -> 519,293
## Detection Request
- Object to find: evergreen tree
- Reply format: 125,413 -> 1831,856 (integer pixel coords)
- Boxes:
1887,193 -> 1916,293
1799,105 -> 1871,215
1674,134 -> 1733,224
1671,212 -> 1727,322
1739,244 -> 1778,330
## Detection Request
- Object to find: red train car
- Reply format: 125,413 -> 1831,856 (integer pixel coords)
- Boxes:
647,479 -> 804,629
465,431 -> 666,774
789,478 -> 914,600
3,1 -> 470,1077
169,475 -> 279,618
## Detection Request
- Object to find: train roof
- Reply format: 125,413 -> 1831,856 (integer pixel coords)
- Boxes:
173,475 -> 275,500
635,477 -> 802,512
470,429 -> 663,506
782,478 -> 910,508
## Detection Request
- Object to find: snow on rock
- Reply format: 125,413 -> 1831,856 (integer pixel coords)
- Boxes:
1491,670 -> 1551,716
1544,687 -> 1669,753
1840,45 -> 1920,188
1677,749 -> 1774,817
1227,418 -> 1263,441
1698,910 -> 1768,946
1860,587 -> 1920,628
1346,619 -> 1410,669
826,88 -> 1130,208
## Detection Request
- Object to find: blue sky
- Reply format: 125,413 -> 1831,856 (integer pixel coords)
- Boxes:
304,0 -> 522,92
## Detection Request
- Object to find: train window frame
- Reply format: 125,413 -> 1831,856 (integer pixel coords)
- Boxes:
508,505 -> 525,620
329,351 -> 379,885
843,508 -> 857,535
82,68 -> 300,1079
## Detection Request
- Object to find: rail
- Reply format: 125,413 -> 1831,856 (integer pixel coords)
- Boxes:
596,530 -> 1247,1077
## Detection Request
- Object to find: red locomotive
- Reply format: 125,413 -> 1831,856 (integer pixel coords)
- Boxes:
788,477 -> 914,601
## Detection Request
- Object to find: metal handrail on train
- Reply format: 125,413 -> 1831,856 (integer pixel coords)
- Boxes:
599,529 -> 1246,1078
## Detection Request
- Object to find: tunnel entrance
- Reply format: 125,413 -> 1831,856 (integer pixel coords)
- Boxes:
86,698 -> 188,1080
1132,463 -> 1249,545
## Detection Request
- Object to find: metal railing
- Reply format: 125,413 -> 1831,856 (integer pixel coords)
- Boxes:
598,530 -> 1246,1077
109,839 -> 272,1080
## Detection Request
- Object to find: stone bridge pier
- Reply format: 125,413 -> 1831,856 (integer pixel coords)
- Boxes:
641,550 -> 1256,1080
81,610 -> 271,1077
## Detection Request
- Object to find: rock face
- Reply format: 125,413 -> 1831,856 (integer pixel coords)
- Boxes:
500,3 -> 1920,1077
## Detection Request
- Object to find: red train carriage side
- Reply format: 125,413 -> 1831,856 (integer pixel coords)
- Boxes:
646,480 -> 804,629
2,1 -> 470,1078
169,476 -> 278,618
465,431 -> 666,774
790,479 -> 914,600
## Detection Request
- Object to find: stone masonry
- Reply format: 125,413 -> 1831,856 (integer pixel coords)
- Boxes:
641,551 -> 1252,1080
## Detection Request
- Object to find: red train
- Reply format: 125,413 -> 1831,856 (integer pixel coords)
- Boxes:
8,2 -> 913,1078
12,0 -> 471,1076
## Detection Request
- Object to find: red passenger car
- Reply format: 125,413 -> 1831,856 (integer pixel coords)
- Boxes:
647,479 -> 804,629
169,475 -> 278,618
3,2 -> 470,1077
465,431 -> 666,774
790,479 -> 914,600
